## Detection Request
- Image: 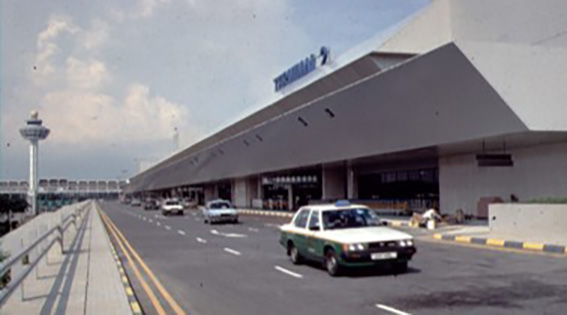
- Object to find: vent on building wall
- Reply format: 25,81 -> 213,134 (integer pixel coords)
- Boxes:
476,154 -> 513,167
297,116 -> 309,127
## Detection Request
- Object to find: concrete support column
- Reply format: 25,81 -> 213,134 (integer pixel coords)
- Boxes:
322,164 -> 346,201
287,184 -> 294,211
233,178 -> 250,208
204,185 -> 216,203
347,166 -> 359,200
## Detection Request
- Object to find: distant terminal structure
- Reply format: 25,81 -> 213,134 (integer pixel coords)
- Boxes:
0,179 -> 125,211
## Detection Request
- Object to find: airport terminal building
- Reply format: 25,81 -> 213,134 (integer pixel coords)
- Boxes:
126,0 -> 567,217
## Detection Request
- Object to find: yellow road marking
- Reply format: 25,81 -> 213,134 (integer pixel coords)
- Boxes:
523,242 -> 544,251
100,209 -> 186,315
486,238 -> 505,246
455,236 -> 471,243
99,208 -> 167,315
131,302 -> 142,313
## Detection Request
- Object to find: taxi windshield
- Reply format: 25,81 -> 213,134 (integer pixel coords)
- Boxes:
322,208 -> 381,230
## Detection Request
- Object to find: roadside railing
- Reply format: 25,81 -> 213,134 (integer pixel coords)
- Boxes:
0,200 -> 90,306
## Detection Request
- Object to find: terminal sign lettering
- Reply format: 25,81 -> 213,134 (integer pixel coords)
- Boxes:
274,46 -> 330,92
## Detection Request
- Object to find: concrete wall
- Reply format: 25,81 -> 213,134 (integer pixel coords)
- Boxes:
204,185 -> 216,203
489,203 -> 567,241
322,166 -> 345,200
440,141 -> 567,215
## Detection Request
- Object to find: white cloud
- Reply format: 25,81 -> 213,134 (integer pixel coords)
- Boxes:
39,84 -> 192,146
66,57 -> 110,90
80,19 -> 109,51
139,0 -> 169,18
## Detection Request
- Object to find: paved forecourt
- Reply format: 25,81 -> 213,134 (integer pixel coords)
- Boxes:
101,201 -> 567,315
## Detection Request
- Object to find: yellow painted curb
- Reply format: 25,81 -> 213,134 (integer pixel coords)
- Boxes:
486,238 -> 505,247
523,242 -> 544,251
433,234 -> 442,240
455,236 -> 471,243
131,301 -> 142,313
126,287 -> 134,296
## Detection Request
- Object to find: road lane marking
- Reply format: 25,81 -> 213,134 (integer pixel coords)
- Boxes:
165,225 -> 171,230
274,266 -> 303,279
99,209 -> 167,315
155,214 -> 159,218
148,219 -> 153,223
210,229 -> 247,238
196,237 -> 207,244
157,222 -> 161,226
100,209 -> 186,315
223,247 -> 242,256
178,230 -> 186,236
264,223 -> 280,228
375,304 -> 411,315
248,228 -> 259,232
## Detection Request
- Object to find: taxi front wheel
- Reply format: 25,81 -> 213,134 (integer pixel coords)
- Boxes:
325,249 -> 341,277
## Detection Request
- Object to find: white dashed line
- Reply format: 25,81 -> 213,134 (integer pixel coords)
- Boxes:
247,227 -> 259,232
165,225 -> 171,230
157,222 -> 161,226
274,266 -> 303,279
148,219 -> 153,223
223,248 -> 241,256
196,237 -> 207,244
178,230 -> 186,235
154,214 -> 159,218
375,304 -> 411,315
264,223 -> 280,228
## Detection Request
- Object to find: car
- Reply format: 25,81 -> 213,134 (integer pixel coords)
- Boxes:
279,201 -> 416,276
130,198 -> 142,206
161,198 -> 184,216
203,199 -> 238,224
143,199 -> 159,210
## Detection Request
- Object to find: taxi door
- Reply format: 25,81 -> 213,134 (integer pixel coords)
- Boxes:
290,209 -> 311,256
306,210 -> 324,261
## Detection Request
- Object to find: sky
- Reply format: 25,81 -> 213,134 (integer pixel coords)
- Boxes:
0,0 -> 429,181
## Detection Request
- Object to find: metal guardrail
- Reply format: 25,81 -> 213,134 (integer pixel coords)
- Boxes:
0,201 -> 90,306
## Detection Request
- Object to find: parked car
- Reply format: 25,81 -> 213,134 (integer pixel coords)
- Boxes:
143,199 -> 159,210
279,201 -> 416,276
203,199 -> 238,224
161,198 -> 184,216
130,198 -> 142,207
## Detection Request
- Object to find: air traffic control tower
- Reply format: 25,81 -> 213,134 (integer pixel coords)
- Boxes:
19,111 -> 50,216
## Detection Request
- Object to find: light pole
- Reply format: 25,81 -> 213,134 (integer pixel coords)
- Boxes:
19,110 -> 50,216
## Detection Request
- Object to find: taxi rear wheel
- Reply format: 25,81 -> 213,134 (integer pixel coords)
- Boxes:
325,249 -> 341,276
288,243 -> 302,264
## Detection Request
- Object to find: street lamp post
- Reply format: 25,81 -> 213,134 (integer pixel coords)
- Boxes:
19,110 -> 50,216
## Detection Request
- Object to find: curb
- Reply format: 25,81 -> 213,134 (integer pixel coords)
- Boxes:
237,209 -> 294,218
382,220 -> 414,228
106,219 -> 143,314
433,233 -> 567,255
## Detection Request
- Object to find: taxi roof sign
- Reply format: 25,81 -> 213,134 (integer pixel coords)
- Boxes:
335,200 -> 350,207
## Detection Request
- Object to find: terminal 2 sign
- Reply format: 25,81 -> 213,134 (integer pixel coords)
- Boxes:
273,46 -> 331,92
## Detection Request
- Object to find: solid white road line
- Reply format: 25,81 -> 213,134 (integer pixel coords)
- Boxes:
223,248 -> 242,256
196,237 -> 207,244
178,230 -> 186,236
274,266 -> 303,279
375,304 -> 411,315
165,225 -> 171,230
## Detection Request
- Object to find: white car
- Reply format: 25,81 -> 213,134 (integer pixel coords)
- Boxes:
161,198 -> 184,216
203,199 -> 238,224
279,201 -> 416,276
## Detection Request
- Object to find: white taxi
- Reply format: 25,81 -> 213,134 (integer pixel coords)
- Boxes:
279,201 -> 416,276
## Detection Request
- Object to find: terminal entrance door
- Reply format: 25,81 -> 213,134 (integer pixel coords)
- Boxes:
358,168 -> 439,210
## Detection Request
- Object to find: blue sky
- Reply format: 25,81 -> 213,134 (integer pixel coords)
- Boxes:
1,0 -> 429,180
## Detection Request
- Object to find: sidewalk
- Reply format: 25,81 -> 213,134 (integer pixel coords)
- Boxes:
1,202 -> 132,314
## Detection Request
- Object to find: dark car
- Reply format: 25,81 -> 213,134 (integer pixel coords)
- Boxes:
143,199 -> 159,210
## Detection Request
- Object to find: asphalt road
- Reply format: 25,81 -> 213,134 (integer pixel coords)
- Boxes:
100,201 -> 567,315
